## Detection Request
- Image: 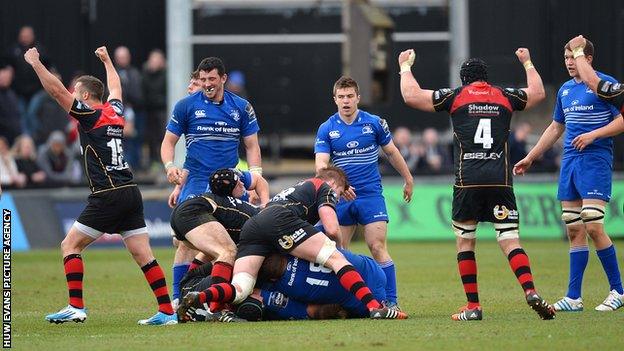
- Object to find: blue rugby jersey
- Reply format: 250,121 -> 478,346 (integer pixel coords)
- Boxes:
553,72 -> 620,158
267,250 -> 386,317
315,110 -> 392,196
166,90 -> 260,179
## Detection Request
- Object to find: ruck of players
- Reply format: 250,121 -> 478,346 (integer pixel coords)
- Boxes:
25,31 -> 624,328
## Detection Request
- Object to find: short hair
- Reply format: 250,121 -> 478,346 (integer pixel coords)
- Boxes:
460,58 -> 488,85
75,75 -> 104,101
333,76 -> 359,96
565,38 -> 594,57
190,70 -> 200,80
197,57 -> 226,76
316,166 -> 349,191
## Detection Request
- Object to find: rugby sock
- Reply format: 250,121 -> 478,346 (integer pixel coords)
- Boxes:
209,262 -> 233,311
198,283 -> 236,304
507,248 -> 535,294
172,262 -> 190,300
457,251 -> 479,309
64,254 -> 84,309
188,258 -> 205,272
336,265 -> 381,310
141,260 -> 174,315
379,260 -> 398,304
566,246 -> 589,299
596,245 -> 623,294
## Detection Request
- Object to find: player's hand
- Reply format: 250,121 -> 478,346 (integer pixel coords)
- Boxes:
403,180 -> 413,203
342,186 -> 356,202
398,49 -> 416,73
23,48 -> 40,66
166,166 -> 184,185
568,35 -> 586,51
512,157 -> 533,176
515,48 -> 531,64
248,189 -> 261,206
94,46 -> 110,63
572,131 -> 596,151
168,185 -> 181,208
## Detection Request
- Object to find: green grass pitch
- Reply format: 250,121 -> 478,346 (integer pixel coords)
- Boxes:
12,241 -> 622,350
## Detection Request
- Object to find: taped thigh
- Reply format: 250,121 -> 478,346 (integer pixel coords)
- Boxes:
315,236 -> 337,266
452,221 -> 477,239
494,223 -> 519,241
580,205 -> 605,224
561,207 -> 582,226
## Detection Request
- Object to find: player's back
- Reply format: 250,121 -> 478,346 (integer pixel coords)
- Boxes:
433,82 -> 527,187
69,99 -> 134,193
267,178 -> 338,225
200,193 -> 259,242
269,250 -> 386,317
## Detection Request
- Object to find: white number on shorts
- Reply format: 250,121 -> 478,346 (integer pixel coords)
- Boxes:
474,118 -> 494,149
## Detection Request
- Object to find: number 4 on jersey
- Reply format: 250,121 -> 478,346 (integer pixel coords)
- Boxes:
474,118 -> 493,149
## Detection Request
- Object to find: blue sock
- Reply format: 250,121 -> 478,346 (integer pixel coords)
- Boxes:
597,245 -> 623,294
379,260 -> 398,304
566,246 -> 589,299
172,263 -> 190,300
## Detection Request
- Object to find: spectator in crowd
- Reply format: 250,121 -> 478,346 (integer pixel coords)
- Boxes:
380,126 -> 421,174
417,127 -> 451,174
5,26 -> 48,122
12,134 -> 46,187
225,70 -> 248,98
509,122 -> 532,165
0,136 -> 26,188
0,60 -> 22,144
142,49 -> 167,169
37,131 -> 81,186
114,46 -> 143,169
26,68 -> 71,146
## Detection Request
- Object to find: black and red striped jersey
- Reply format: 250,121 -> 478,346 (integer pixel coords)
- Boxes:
267,178 -> 339,225
69,98 -> 134,193
432,82 -> 527,187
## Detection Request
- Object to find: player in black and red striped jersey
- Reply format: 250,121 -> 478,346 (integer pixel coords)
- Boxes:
398,48 -> 555,321
177,166 -> 408,321
24,46 -> 177,325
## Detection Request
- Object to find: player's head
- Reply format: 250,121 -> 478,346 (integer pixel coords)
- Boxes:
197,57 -> 227,100
235,295 -> 264,321
460,58 -> 488,85
210,168 -> 244,198
333,76 -> 360,119
316,166 -> 349,197
73,75 -> 104,103
187,70 -> 202,94
564,39 -> 594,78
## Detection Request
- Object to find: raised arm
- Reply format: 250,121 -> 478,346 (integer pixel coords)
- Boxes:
24,48 -> 73,112
94,46 -> 122,101
398,49 -> 436,112
568,35 -> 601,92
515,48 -> 546,110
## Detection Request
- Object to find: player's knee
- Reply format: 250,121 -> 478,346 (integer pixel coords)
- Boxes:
216,245 -> 237,264
231,272 -> 256,304
585,225 -> 606,241
315,237 -> 337,267
580,205 -> 605,224
494,223 -> 519,242
561,207 -> 582,226
367,240 -> 387,259
452,221 -> 477,240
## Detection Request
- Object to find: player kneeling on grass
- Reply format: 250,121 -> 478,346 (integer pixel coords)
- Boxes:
398,47 -> 555,321
177,166 -> 407,321
25,46 -> 176,325
170,168 -> 264,321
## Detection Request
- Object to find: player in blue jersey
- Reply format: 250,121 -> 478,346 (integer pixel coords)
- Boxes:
161,58 -> 264,306
514,38 -> 624,312
315,76 -> 413,310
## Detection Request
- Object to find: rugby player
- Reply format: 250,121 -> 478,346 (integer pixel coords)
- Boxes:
517,36 -> 624,312
25,46 -> 176,325
315,76 -> 413,309
161,57 -> 264,304
398,48 -> 555,321
177,167 -> 407,321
